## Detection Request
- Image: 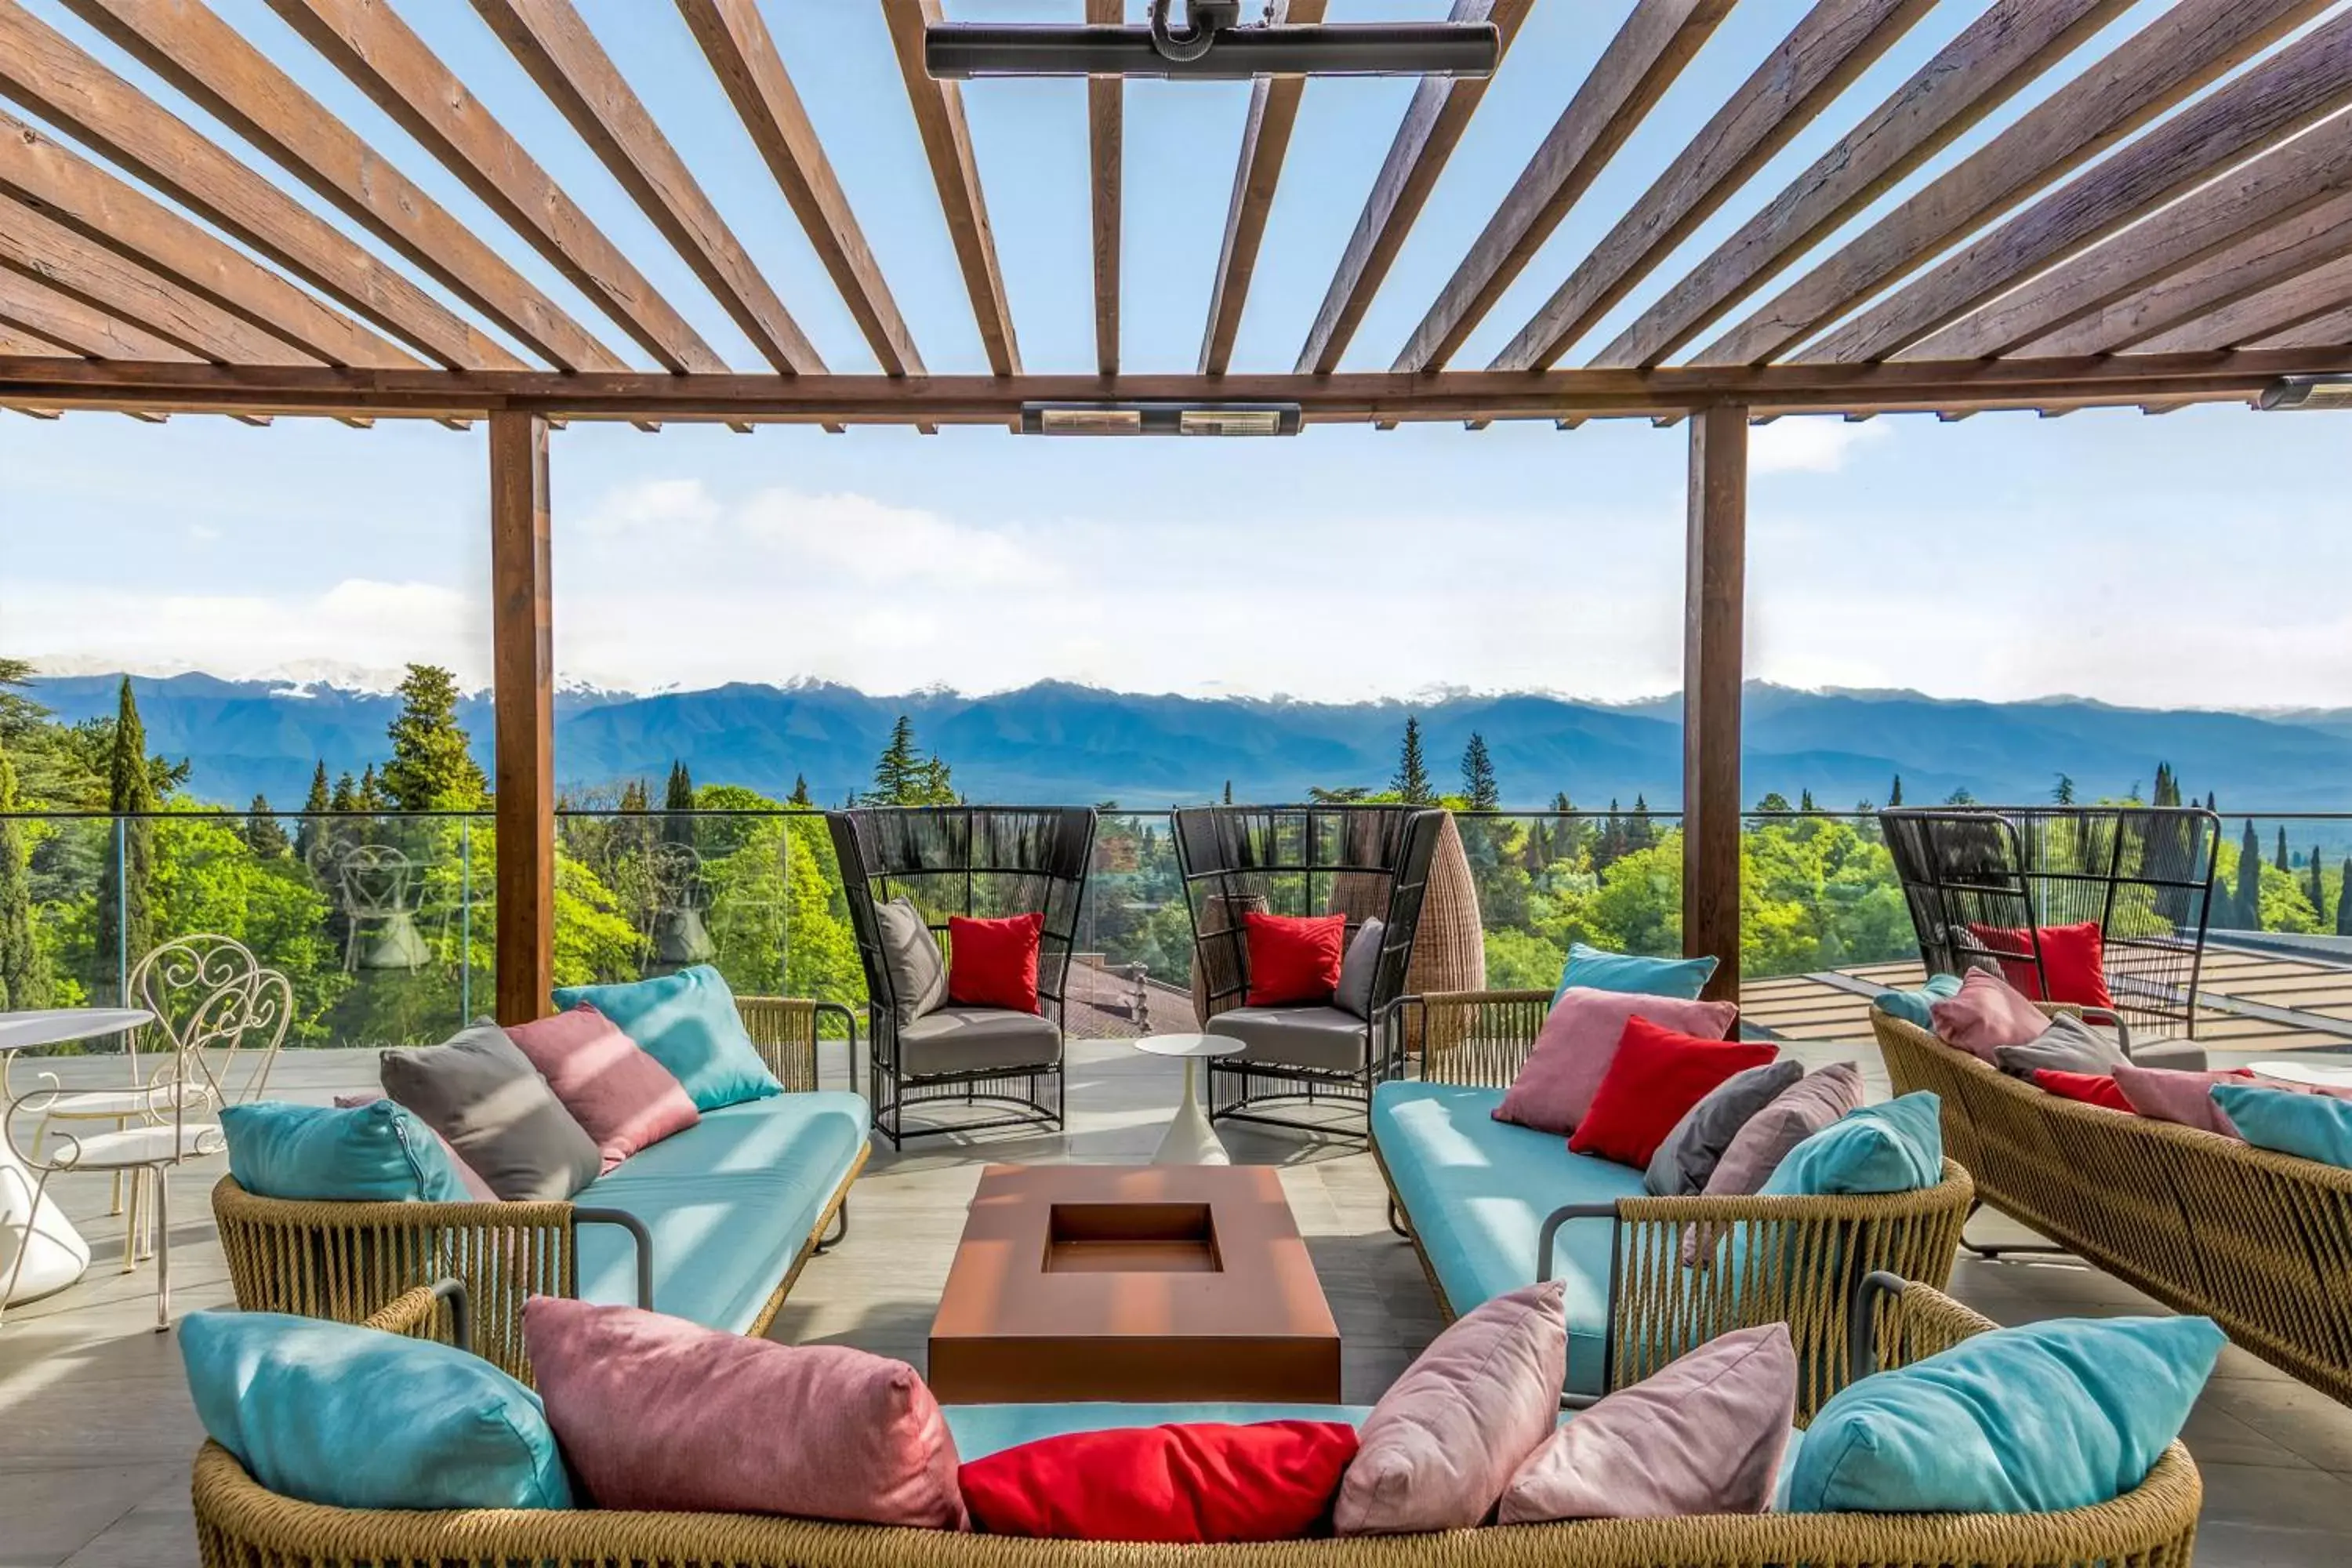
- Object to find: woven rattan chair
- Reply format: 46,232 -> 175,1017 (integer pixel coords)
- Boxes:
1171,805 -> 1446,1140
829,807 -> 1097,1148
189,1271 -> 2200,1568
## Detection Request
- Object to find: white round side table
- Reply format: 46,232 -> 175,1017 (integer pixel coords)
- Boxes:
1134,1033 -> 1245,1166
0,1007 -> 153,1306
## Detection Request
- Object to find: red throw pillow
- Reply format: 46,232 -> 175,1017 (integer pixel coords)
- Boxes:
1567,1017 -> 1779,1169
946,912 -> 1044,1013
960,1421 -> 1358,1542
1967,920 -> 2114,1010
1243,912 -> 1345,1007
2032,1069 -> 2133,1112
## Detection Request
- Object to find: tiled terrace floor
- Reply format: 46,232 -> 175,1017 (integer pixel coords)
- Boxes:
7,1033 -> 2352,1566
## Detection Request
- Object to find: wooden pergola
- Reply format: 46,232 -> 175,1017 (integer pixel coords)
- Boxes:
3,0 -> 2350,1017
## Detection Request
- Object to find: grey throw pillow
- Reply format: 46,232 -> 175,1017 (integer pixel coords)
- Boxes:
873,896 -> 946,1026
380,1019 -> 601,1202
1994,1011 -> 2128,1080
1334,917 -> 1385,1021
1644,1059 -> 1806,1197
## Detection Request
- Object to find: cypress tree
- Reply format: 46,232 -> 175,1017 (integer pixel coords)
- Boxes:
295,760 -> 331,864
787,773 -> 814,809
0,737 -> 49,1010
2276,825 -> 2292,874
2053,774 -> 2076,805
662,760 -> 696,846
93,677 -> 156,992
2205,791 -> 2217,812
1799,788 -> 1816,812
2339,858 -> 2352,938
1392,717 -> 1432,804
2152,762 -> 2179,808
2234,819 -> 2263,930
245,793 -> 290,858
380,663 -> 486,811
2309,846 -> 2328,914
1460,732 -> 1499,810
1888,775 -> 1903,808
1221,779 -> 1233,805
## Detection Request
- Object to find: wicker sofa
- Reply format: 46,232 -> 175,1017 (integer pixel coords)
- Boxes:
1876,1003 -> 2352,1404
1377,991 -> 1973,1418
212,996 -> 866,1384
190,1271 -> 2201,1568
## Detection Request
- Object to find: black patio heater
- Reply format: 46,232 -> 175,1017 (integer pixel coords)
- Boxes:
926,0 -> 1501,80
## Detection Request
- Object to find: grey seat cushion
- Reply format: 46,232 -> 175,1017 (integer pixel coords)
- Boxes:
380,1019 -> 601,1202
897,1005 -> 1060,1077
873,896 -> 946,1026
1334,919 -> 1384,1021
1210,1005 -> 1370,1074
2129,1036 -> 2209,1072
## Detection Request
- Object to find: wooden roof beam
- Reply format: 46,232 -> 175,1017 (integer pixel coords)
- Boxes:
1815,13 -> 2352,364
1492,0 -> 1936,373
881,0 -> 1018,376
264,0 -> 723,376
1197,0 -> 1327,376
1087,0 -> 1121,376
0,269 -> 196,360
1395,0 -> 1732,373
2250,294 -> 2352,349
0,321 -> 70,357
1596,0 -> 2132,371
473,0 -> 822,374
0,1 -> 517,371
2140,249 -> 2352,353
1695,0 -> 2336,368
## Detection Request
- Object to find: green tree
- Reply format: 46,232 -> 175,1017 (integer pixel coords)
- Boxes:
2309,845 -> 2328,915
1459,732 -> 1499,810
787,773 -> 814,809
862,715 -> 957,806
663,760 -> 696,847
2152,761 -> 2180,808
358,764 -> 386,815
379,663 -> 487,811
2234,819 -> 2263,929
1625,793 -> 1657,852
2053,774 -> 2075,805
2276,825 -> 2292,874
1887,775 -> 1903,808
294,761 -> 331,864
328,771 -> 358,813
93,677 -> 157,993
1392,716 -> 1432,804
244,793 -> 290,858
0,737 -> 50,1010
2339,858 -> 2352,938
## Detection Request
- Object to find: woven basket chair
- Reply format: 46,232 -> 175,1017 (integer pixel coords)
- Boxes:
1385,990 -> 1973,1420
189,1272 -> 2200,1568
1876,1004 -> 2352,1406
211,997 -> 860,1387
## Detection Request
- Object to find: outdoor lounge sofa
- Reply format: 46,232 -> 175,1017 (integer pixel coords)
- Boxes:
1875,1002 -> 2352,1405
212,996 -> 866,1383
1376,990 -> 1973,1418
189,1271 -> 2202,1568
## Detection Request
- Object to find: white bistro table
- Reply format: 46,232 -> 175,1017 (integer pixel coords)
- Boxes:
1134,1032 -> 1245,1165
2249,1058 -> 2352,1091
0,1007 -> 152,1305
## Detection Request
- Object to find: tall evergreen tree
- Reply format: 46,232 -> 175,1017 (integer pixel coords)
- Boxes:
2152,762 -> 2180,808
1625,793 -> 1657,852
295,760 -> 331,864
862,716 -> 957,806
787,773 -> 814,809
2234,819 -> 2263,930
1459,732 -> 1499,810
2053,774 -> 2075,805
379,663 -> 486,811
328,771 -> 358,813
93,677 -> 156,992
0,737 -> 49,1010
1887,775 -> 1903,808
2339,859 -> 2352,938
358,764 -> 386,815
662,760 -> 696,846
244,793 -> 290,858
1221,779 -> 1232,806
2309,844 -> 2328,914
2274,825 -> 2291,873
2205,791 -> 2217,811
1798,788 -> 1816,812
1392,716 -> 1432,804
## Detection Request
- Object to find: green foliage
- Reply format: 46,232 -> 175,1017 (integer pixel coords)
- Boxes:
380,664 -> 487,811
1392,717 -> 1432,804
1460,733 -> 1499,811
95,677 -> 157,990
2234,819 -> 2263,929
2339,859 -> 2352,938
244,794 -> 290,858
0,739 -> 50,1010
863,715 -> 957,806
663,760 -> 696,846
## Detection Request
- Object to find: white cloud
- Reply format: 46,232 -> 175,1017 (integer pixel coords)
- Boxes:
1750,417 -> 1889,475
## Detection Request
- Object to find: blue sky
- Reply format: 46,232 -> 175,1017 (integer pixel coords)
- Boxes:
2,1 -> 2347,709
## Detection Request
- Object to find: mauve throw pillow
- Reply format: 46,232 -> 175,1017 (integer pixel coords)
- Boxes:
1929,969 -> 2048,1063
380,1020 -> 601,1203
505,1005 -> 699,1174
522,1298 -> 966,1527
1334,1279 -> 1565,1535
1498,1323 -> 1797,1523
2114,1064 -> 2259,1138
1684,1062 -> 1864,1268
1492,988 -> 1740,1135
1644,1059 -> 1806,1196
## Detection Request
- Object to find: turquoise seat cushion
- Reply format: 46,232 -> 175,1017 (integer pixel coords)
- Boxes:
1371,1080 -> 1646,1396
221,1100 -> 468,1203
2213,1083 -> 2352,1167
552,965 -> 779,1112
1872,974 -> 1962,1030
180,1309 -> 568,1510
574,1091 -> 869,1333
1760,1093 -> 1944,1197
1788,1315 -> 2223,1513
1555,942 -> 1717,1002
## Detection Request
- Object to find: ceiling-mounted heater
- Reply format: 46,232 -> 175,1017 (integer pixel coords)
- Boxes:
927,0 -> 1500,81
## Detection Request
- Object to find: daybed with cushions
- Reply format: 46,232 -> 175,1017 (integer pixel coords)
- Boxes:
1877,1000 -> 2352,1404
213,992 -> 866,1384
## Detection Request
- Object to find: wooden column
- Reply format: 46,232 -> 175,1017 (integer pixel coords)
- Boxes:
490,411 -> 554,1025
1682,404 -> 1746,1005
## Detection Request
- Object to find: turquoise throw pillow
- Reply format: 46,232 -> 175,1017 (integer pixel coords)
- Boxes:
181,1310 -> 569,1510
553,964 -> 779,1112
2212,1083 -> 2352,1167
1555,942 -> 1718,1002
221,1100 -> 468,1203
1872,974 -> 1962,1030
1760,1092 -> 1944,1197
1788,1315 -> 2223,1513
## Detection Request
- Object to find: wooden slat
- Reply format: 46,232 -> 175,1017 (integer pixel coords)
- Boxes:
882,0 -> 1018,376
1696,0 -> 2336,367
680,0 -> 922,376
0,108 -> 416,371
1197,0 -> 1327,376
491,410 -> 554,1027
5,405 -> 60,419
2140,250 -> 2352,353
0,270 -> 196,361
61,0 -> 615,373
1596,0 -> 2131,370
265,0 -> 723,376
1295,0 -> 1530,376
1815,13 -> 2352,364
0,321 -> 70,357
1684,403 -> 1746,1006
1392,0 -> 1733,373
0,1 -> 516,372
2251,294 -> 2352,349
0,193 -> 316,365
473,0 -> 822,373
1088,0 -> 1122,377
1491,0 -> 1934,373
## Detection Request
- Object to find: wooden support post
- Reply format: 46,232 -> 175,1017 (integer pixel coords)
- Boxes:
1683,403 -> 1745,1005
490,411 -> 554,1025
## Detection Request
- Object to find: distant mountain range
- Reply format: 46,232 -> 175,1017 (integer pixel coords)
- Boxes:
25,672 -> 2352,814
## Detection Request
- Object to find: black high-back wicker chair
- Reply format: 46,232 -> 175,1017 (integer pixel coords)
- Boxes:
1171,804 -> 1446,1138
1879,805 -> 2220,1055
829,806 -> 1097,1147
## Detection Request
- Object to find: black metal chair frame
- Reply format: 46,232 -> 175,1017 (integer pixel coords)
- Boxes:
1171,804 -> 1445,1140
828,806 -> 1097,1148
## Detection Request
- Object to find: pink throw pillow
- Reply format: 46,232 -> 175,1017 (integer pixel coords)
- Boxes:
522,1298 -> 966,1527
332,1090 -> 497,1201
1494,989 -> 1740,1134
506,1005 -> 699,1173
1928,969 -> 2047,1063
1499,1323 -> 1796,1522
2114,1064 -> 2260,1138
1334,1279 -> 1564,1535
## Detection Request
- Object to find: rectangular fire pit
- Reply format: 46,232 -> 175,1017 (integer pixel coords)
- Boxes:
927,1164 -> 1341,1403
